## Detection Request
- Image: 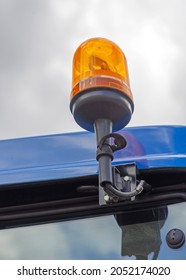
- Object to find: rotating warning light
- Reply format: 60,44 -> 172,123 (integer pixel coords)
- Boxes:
70,38 -> 134,132
70,38 -> 144,205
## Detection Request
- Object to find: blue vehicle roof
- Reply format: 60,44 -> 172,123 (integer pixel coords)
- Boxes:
0,125 -> 185,186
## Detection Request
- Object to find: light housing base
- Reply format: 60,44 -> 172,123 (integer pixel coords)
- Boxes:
70,88 -> 134,132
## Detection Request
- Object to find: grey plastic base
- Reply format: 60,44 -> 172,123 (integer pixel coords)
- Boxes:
70,88 -> 134,132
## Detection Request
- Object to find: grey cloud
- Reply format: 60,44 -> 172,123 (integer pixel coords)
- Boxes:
0,0 -> 185,138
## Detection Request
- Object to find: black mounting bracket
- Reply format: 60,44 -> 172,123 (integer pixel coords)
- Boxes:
95,129 -> 144,205
99,163 -> 138,205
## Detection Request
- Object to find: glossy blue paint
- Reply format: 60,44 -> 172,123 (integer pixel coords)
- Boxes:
0,125 -> 185,185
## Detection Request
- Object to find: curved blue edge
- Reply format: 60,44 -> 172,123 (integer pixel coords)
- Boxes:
0,125 -> 185,185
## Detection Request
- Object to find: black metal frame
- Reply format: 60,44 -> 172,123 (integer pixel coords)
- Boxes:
0,167 -> 185,230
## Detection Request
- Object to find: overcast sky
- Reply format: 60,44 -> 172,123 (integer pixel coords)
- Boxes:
0,0 -> 186,140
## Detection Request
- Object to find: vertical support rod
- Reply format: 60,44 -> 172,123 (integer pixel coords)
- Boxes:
94,118 -> 113,188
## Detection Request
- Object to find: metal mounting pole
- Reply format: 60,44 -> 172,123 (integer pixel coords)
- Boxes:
94,118 -> 113,186
94,119 -> 113,205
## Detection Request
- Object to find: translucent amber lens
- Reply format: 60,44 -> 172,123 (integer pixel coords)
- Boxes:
71,38 -> 132,100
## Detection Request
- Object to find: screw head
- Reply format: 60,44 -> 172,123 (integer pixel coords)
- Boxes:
104,194 -> 110,202
166,228 -> 185,249
124,176 -> 130,182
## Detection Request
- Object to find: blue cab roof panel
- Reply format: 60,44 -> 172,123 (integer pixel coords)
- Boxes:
0,125 -> 185,185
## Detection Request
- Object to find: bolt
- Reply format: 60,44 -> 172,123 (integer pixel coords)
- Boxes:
124,176 -> 130,182
104,194 -> 110,202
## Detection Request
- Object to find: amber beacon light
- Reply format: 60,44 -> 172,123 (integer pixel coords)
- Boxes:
70,38 -> 144,205
70,37 -> 134,132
